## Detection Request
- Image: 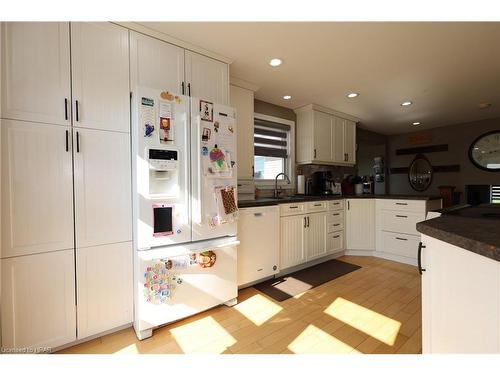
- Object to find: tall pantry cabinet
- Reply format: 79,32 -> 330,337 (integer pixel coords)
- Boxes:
0,22 -> 133,349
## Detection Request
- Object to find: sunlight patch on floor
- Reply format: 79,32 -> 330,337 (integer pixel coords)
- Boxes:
287,324 -> 359,354
324,297 -> 401,346
169,316 -> 236,353
234,294 -> 283,326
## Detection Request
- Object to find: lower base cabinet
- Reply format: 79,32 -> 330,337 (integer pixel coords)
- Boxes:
421,235 -> 500,353
306,212 -> 328,260
76,241 -> 133,339
280,214 -> 306,270
1,250 -> 77,350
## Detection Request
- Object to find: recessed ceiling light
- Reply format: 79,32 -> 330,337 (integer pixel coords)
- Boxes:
346,93 -> 359,98
412,122 -> 421,126
269,58 -> 282,67
283,95 -> 292,100
401,101 -> 413,106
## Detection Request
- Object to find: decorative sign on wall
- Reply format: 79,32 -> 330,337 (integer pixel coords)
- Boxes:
408,132 -> 433,145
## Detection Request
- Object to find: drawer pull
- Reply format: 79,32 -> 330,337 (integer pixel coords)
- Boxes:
333,235 -> 340,238
314,203 -> 322,207
395,237 -> 408,241
290,205 -> 299,209
333,224 -> 340,226
395,202 -> 408,206
333,202 -> 339,205
332,213 -> 340,216
395,215 -> 408,218
254,213 -> 264,217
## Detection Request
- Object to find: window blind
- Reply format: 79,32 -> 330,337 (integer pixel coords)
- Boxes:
254,118 -> 290,158
492,185 -> 500,203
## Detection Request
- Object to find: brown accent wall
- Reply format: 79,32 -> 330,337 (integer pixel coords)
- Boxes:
387,117 -> 500,202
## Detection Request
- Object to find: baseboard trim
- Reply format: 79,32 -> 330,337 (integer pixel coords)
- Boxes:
345,249 -> 417,266
53,322 -> 133,353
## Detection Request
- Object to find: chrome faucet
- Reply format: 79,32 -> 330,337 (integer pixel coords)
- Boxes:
274,172 -> 291,199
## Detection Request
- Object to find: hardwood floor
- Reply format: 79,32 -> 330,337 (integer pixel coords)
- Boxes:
59,256 -> 422,354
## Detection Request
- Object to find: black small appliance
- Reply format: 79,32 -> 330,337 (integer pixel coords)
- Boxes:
310,171 -> 334,195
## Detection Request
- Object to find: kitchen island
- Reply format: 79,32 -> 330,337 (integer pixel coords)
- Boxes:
417,204 -> 500,353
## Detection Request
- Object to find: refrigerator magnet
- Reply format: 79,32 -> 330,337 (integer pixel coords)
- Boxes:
144,123 -> 154,137
202,127 -> 211,142
201,146 -> 209,156
200,100 -> 213,122
213,121 -> 220,133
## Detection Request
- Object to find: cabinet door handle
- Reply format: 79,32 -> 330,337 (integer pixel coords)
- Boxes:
65,130 -> 69,152
64,98 -> 69,120
75,100 -> 80,122
344,153 -> 348,162
418,242 -> 426,275
314,149 -> 317,159
188,83 -> 191,96
307,216 -> 310,227
76,131 -> 80,153
252,165 -> 255,178
396,202 -> 408,206
347,201 -> 350,210
181,82 -> 185,95
333,235 -> 340,238
395,215 -> 408,218
304,217 -> 307,228
395,237 -> 408,241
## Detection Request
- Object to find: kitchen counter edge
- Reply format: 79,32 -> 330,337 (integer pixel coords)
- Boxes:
239,195 -> 441,208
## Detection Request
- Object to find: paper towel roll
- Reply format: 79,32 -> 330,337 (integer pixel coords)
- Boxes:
297,175 -> 305,194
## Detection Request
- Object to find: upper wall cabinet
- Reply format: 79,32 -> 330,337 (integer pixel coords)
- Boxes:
185,50 -> 229,105
129,31 -> 185,94
230,84 -> 254,179
1,22 -> 71,126
70,23 -> 130,133
295,105 -> 357,166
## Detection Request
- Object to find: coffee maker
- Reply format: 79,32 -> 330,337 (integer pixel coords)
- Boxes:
310,171 -> 338,195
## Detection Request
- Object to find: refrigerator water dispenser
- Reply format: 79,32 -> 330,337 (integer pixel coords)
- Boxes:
147,148 -> 179,197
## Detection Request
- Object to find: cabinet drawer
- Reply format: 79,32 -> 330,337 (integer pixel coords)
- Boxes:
280,203 -> 306,216
379,199 -> 425,213
381,231 -> 420,259
328,232 -> 344,253
327,210 -> 344,224
328,200 -> 344,211
381,210 -> 425,236
328,222 -> 344,233
306,201 -> 327,213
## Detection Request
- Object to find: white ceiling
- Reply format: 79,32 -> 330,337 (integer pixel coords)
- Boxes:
140,22 -> 500,135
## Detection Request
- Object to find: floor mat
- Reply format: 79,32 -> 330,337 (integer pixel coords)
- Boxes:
253,259 -> 361,302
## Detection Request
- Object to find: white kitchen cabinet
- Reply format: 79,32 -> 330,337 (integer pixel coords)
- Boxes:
237,206 -> 279,286
421,235 -> 500,353
346,199 -> 375,251
185,50 -> 229,105
332,117 -> 344,163
295,104 -> 357,166
1,120 -> 74,258
313,110 -> 332,162
70,22 -> 130,133
129,31 -> 185,94
1,249 -> 76,349
1,22 -> 71,126
280,214 -> 306,269
306,212 -> 328,260
76,242 -> 133,339
230,84 -> 255,179
73,128 -> 132,249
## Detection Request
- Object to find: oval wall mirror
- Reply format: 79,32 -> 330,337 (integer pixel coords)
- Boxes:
408,154 -> 433,192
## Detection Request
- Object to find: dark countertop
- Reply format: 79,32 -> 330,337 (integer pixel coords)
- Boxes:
417,204 -> 500,262
238,194 -> 442,208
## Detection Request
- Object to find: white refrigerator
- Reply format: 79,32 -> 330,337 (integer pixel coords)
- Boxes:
132,87 -> 239,340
